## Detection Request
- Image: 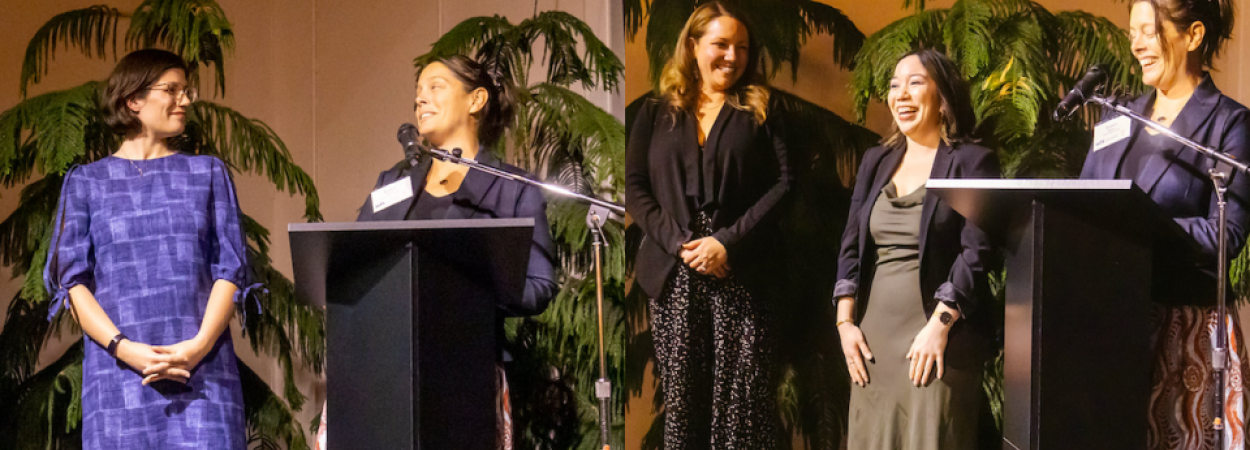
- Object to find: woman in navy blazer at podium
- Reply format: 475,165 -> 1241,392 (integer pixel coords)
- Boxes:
834,49 -> 999,449
345,54 -> 557,450
1080,1 -> 1250,448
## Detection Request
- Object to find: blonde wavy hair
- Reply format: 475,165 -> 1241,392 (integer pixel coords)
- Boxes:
659,1 -> 769,124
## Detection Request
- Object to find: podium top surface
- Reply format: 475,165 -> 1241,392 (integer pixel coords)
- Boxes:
289,218 -> 534,307
926,178 -> 1198,257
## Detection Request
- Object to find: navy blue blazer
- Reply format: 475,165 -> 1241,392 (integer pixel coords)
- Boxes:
626,98 -> 792,299
1080,75 -> 1250,305
357,151 -> 558,316
835,142 -> 1000,366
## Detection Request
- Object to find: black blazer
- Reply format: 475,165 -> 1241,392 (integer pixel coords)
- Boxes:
357,151 -> 559,316
835,142 -> 1000,367
1080,74 -> 1250,305
626,97 -> 792,299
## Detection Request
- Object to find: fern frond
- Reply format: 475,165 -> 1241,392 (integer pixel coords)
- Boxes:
521,11 -> 625,92
181,101 -> 322,221
0,82 -> 104,187
796,0 -> 866,70
20,5 -> 125,98
240,361 -> 311,450
128,0 -> 235,96
521,83 -> 625,197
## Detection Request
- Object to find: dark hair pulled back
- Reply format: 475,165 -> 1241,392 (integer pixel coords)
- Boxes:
882,49 -> 979,149
1134,0 -> 1235,68
416,55 -> 517,147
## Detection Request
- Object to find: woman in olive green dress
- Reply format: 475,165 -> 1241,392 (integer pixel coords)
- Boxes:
834,49 -> 999,449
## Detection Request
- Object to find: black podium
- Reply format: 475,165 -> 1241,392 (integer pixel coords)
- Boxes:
290,219 -> 534,450
928,179 -> 1202,450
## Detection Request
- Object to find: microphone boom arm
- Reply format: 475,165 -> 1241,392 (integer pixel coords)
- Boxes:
425,147 -> 626,216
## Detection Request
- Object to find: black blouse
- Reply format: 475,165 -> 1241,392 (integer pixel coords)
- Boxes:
407,188 -> 457,220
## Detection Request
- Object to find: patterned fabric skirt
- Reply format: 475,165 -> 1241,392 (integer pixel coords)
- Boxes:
1149,304 -> 1250,450
648,212 -> 778,450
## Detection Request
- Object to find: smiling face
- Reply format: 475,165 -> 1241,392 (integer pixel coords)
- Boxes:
888,55 -> 943,142
127,68 -> 190,139
692,16 -> 749,94
415,62 -> 486,147
1129,1 -> 1200,90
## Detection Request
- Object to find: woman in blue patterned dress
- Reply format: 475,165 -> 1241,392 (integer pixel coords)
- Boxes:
44,49 -> 250,449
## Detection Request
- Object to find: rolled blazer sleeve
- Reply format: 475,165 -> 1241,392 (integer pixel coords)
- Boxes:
833,147 -> 883,302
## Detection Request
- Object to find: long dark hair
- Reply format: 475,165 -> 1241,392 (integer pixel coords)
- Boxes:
101,49 -> 189,136
882,49 -> 978,148
1132,0 -> 1235,68
416,55 -> 517,147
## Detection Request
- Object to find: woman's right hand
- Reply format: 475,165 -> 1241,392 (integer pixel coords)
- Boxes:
837,322 -> 874,387
115,340 -> 190,384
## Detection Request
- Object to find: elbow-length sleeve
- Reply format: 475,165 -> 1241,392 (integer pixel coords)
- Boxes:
710,109 -> 793,249
207,159 -> 260,308
43,167 -> 94,320
932,148 -> 1002,317
833,148 -> 880,302
625,101 -> 693,255
504,185 -> 558,317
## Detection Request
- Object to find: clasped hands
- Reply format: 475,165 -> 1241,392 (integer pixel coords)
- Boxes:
115,336 -> 211,385
680,237 -> 729,278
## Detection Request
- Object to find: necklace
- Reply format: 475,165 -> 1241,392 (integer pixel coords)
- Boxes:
123,156 -> 144,176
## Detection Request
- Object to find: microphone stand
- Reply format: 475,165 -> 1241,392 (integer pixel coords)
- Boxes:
1086,95 -> 1250,448
425,146 -> 622,449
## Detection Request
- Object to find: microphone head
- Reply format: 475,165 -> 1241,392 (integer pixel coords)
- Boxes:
397,123 -> 419,145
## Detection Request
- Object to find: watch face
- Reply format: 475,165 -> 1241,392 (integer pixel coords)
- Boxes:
940,311 -> 953,325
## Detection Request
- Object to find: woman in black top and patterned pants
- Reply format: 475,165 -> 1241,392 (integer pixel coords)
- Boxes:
625,3 -> 791,449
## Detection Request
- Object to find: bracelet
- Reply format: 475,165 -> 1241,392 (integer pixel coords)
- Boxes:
835,319 -> 854,327
107,333 -> 128,358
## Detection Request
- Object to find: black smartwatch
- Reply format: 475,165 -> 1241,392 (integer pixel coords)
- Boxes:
939,311 -> 954,326
107,333 -> 129,358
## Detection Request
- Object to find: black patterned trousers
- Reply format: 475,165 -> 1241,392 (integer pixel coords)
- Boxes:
649,213 -> 778,450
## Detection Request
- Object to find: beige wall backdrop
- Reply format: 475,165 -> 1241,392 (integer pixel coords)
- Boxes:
0,0 -> 624,443
623,0 -> 1250,448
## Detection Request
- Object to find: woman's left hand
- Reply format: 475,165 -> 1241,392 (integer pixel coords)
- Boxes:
906,320 -> 950,386
145,337 -> 211,384
681,237 -> 728,277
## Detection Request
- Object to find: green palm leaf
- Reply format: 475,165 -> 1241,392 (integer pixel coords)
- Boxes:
520,83 -> 625,195
127,0 -> 235,96
521,11 -> 624,92
180,101 -> 322,221
19,6 -> 125,98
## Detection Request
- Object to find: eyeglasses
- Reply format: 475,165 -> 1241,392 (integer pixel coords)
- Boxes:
148,83 -> 198,102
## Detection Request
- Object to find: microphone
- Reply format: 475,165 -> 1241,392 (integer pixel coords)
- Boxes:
397,123 -> 421,167
1053,65 -> 1108,121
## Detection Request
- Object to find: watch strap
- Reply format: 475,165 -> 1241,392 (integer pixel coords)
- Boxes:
107,333 -> 128,358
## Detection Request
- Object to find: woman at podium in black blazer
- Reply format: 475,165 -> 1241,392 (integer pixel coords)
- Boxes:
347,54 -> 558,450
834,49 -> 999,449
626,2 -> 790,447
1080,1 -> 1250,448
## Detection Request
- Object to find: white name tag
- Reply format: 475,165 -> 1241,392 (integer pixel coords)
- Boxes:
1092,116 -> 1131,152
370,176 -> 414,212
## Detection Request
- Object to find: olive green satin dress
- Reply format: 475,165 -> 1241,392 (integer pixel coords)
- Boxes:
847,184 -> 981,450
